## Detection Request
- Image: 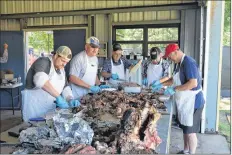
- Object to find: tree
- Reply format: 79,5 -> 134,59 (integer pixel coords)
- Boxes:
28,31 -> 54,55
223,0 -> 231,46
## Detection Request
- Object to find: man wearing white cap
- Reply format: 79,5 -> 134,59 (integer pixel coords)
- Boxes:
22,46 -> 80,122
69,36 -> 107,99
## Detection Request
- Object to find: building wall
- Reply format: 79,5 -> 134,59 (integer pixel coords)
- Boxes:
0,31 -> 24,108
180,9 -> 201,64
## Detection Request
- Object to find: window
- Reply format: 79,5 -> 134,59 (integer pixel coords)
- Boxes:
114,28 -> 144,56
120,44 -> 143,55
148,28 -> 178,41
116,29 -> 143,41
113,25 -> 179,58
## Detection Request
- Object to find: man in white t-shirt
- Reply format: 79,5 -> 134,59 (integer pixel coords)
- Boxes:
69,36 -> 106,99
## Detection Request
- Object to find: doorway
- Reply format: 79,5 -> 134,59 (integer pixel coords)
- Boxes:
24,28 -> 87,79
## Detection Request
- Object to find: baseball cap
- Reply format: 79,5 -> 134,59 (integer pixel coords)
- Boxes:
113,43 -> 122,51
52,46 -> 72,60
163,43 -> 179,58
86,36 -> 100,48
150,47 -> 162,60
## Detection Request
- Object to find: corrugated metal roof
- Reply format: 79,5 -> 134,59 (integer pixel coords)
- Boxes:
0,0 -> 197,14
0,0 -> 188,30
0,19 -> 20,31
114,10 -> 180,22
26,16 -> 88,26
95,14 -> 108,42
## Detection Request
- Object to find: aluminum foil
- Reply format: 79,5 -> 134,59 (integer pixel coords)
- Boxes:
53,111 -> 94,145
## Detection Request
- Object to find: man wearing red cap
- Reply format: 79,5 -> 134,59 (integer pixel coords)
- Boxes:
153,44 -> 205,154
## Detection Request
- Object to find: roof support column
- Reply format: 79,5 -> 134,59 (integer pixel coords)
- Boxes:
203,0 -> 225,133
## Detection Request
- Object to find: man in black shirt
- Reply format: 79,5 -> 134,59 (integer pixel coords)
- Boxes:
22,46 -> 79,121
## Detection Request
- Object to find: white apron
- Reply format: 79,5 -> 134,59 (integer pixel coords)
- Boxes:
173,55 -> 201,126
71,53 -> 97,99
108,58 -> 125,84
147,60 -> 163,86
22,57 -> 66,122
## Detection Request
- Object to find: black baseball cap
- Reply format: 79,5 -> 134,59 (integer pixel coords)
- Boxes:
113,43 -> 122,51
150,47 -> 162,60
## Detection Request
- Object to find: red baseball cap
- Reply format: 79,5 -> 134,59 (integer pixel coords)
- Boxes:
163,44 -> 180,58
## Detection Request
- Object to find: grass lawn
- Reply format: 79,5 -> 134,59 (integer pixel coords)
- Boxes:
218,110 -> 231,148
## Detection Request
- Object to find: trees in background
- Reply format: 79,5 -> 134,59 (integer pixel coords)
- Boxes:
28,31 -> 54,55
223,0 -> 231,46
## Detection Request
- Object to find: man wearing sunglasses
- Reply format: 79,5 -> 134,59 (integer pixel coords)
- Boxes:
22,46 -> 79,122
69,36 -> 105,99
157,43 -> 205,154
101,43 -> 133,82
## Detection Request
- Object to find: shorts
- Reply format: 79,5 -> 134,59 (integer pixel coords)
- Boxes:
177,105 -> 204,134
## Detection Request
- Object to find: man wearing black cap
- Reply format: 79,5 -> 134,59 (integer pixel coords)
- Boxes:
142,47 -> 170,88
101,43 -> 133,81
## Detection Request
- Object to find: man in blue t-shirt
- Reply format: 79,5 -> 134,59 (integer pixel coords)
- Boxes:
152,44 -> 205,154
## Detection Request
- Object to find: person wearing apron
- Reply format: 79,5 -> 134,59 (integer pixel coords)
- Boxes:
161,44 -> 205,154
142,47 -> 170,88
69,37 -> 108,99
101,43 -> 133,83
22,46 -> 80,122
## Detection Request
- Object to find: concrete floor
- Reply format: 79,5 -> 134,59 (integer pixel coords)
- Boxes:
0,110 -> 22,132
1,110 -> 22,120
170,127 -> 231,154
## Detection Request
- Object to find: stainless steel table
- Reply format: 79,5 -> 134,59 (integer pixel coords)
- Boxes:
156,98 -> 173,154
0,83 -> 23,115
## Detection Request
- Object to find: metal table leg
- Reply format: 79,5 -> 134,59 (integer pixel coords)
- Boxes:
11,88 -> 15,115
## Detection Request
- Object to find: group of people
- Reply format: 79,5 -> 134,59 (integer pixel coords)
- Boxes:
22,36 -> 204,154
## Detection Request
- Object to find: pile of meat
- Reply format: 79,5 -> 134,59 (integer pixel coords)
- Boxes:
77,91 -> 163,154
89,107 -> 162,154
80,91 -> 166,118
12,91 -> 164,154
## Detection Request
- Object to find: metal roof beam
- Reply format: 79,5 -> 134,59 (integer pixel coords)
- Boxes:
0,2 -> 199,20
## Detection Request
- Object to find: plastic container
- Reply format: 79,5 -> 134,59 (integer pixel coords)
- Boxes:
124,86 -> 141,93
18,76 -> 21,83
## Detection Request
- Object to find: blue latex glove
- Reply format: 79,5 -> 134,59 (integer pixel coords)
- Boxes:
142,78 -> 148,86
56,96 -> 69,109
151,80 -> 161,87
100,85 -> 111,89
164,87 -> 176,96
90,86 -> 101,94
151,83 -> 163,92
69,99 -> 80,108
111,73 -> 119,80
